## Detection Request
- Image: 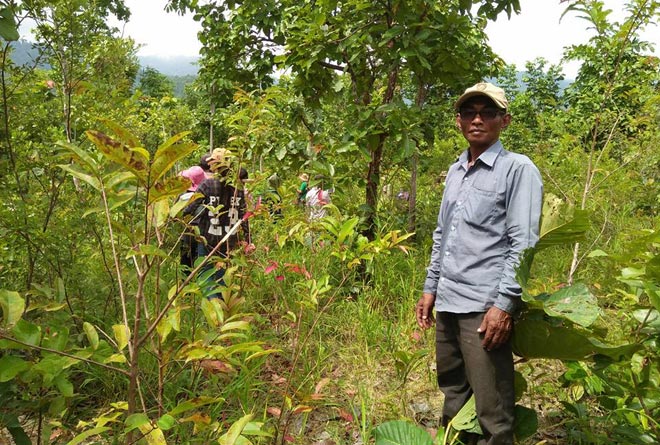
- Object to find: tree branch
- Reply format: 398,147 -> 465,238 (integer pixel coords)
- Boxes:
0,332 -> 130,376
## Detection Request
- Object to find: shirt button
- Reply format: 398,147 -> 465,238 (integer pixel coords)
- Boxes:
457,200 -> 462,205
440,277 -> 445,282
445,251 -> 450,256
463,177 -> 468,181
451,226 -> 456,231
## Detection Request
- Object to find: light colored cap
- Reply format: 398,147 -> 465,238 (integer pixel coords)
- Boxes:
455,82 -> 508,110
208,148 -> 233,171
299,173 -> 309,182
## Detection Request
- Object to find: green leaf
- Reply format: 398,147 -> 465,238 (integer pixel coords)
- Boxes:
0,7 -> 20,41
167,396 -> 224,417
124,413 -> 150,433
514,370 -> 527,401
148,175 -> 191,204
0,289 -> 24,329
54,374 -> 74,397
104,353 -> 127,364
65,427 -> 99,445
56,141 -> 98,171
105,171 -> 137,189
645,282 -> 660,313
83,322 -> 99,350
151,135 -> 196,183
157,308 -> 180,343
102,120 -> 142,148
512,318 -> 640,361
201,298 -> 223,328
126,244 -> 168,259
451,395 -> 482,434
86,130 -> 148,183
157,414 -> 176,431
138,422 -> 167,445
0,355 -> 29,382
587,249 -> 608,258
169,197 -> 190,217
536,194 -> 589,251
513,405 -> 538,441
218,413 -> 253,445
112,324 -> 130,351
0,413 -> 30,445
59,164 -> 101,190
11,319 -> 41,346
373,420 -> 433,445
542,283 -> 601,327
221,321 -> 249,332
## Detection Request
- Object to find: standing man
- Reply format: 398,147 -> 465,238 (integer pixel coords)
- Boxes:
416,82 -> 543,445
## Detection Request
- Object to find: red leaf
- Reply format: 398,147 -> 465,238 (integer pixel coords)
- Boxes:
275,275 -> 285,281
266,407 -> 281,418
264,261 -> 278,274
242,211 -> 254,221
337,408 -> 353,422
283,435 -> 295,443
199,360 -> 234,374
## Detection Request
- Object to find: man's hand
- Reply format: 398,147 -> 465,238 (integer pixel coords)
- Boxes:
416,293 -> 436,329
478,306 -> 513,351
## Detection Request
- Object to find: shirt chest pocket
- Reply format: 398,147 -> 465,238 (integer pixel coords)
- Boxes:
465,173 -> 504,225
465,188 -> 499,225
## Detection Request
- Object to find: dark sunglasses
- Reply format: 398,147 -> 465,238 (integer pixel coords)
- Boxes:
458,108 -> 504,121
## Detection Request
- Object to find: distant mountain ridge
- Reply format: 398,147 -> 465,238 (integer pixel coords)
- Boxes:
10,40 -> 199,76
139,55 -> 199,76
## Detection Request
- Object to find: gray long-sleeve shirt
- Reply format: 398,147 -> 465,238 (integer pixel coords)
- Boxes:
423,140 -> 543,314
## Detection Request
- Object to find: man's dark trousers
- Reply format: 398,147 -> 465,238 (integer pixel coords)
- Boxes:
436,312 -> 515,445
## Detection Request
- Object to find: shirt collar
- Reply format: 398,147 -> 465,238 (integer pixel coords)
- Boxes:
458,140 -> 503,170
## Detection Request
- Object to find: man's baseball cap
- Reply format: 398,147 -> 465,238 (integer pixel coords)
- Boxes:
455,82 -> 508,111
208,148 -> 234,171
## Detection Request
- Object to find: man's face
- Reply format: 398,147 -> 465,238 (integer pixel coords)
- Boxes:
456,97 -> 510,151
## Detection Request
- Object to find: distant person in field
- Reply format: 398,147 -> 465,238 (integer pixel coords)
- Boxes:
296,173 -> 309,205
305,175 -> 332,221
177,166 -> 206,273
416,82 -> 543,445
185,148 -> 251,299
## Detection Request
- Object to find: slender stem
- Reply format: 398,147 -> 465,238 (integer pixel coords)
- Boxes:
0,332 -> 129,376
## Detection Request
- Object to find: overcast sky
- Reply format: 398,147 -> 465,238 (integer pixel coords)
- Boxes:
26,0 -> 660,79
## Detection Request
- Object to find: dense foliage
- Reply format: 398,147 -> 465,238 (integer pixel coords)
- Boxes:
0,1 -> 658,444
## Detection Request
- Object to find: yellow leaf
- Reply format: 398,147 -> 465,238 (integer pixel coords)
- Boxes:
137,423 -> 167,445
112,324 -> 130,351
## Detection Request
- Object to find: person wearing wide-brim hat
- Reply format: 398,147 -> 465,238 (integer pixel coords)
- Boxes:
296,173 -> 309,205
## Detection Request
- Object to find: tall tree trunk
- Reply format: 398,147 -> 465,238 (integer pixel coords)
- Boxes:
363,67 -> 399,240
209,82 -> 216,150
407,82 -> 428,236
408,151 -> 418,235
